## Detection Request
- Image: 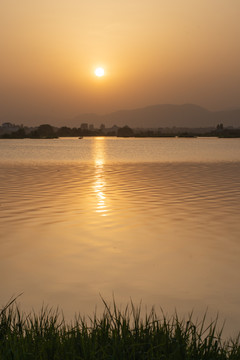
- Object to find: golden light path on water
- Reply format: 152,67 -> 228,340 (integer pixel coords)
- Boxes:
93,137 -> 107,216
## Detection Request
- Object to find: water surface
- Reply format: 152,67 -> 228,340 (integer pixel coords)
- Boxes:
0,137 -> 240,337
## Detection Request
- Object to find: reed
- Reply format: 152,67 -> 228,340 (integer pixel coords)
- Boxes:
0,296 -> 239,359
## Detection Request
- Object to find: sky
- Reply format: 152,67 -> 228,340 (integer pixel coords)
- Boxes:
1,0 -> 240,125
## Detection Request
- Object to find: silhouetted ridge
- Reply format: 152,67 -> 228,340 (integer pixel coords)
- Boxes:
71,104 -> 240,128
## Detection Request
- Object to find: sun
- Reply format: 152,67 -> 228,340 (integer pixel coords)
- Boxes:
95,67 -> 105,77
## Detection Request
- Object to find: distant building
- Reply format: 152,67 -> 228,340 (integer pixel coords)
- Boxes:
0,122 -> 20,134
80,123 -> 88,130
106,125 -> 119,135
89,124 -> 94,131
2,122 -> 15,128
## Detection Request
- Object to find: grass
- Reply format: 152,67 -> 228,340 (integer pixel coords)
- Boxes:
0,296 -> 240,360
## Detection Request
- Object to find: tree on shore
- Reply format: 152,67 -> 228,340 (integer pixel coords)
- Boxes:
117,126 -> 134,137
30,124 -> 55,138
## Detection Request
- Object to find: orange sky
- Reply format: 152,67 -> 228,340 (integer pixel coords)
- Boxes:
1,0 -> 240,125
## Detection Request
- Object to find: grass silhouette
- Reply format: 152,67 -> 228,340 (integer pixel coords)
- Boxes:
0,296 -> 239,359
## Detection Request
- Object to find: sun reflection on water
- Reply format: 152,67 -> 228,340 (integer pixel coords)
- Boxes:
93,138 -> 107,216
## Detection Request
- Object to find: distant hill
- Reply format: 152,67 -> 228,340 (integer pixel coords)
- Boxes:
70,104 -> 240,129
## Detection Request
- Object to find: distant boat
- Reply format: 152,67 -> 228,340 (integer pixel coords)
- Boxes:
78,137 -> 83,139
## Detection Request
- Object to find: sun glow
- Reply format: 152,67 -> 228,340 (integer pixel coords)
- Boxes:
95,67 -> 105,77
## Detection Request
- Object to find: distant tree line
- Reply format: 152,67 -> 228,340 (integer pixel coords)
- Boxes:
1,123 -> 240,139
1,124 -> 101,139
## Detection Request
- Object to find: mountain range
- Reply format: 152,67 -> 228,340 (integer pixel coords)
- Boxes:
70,104 -> 240,129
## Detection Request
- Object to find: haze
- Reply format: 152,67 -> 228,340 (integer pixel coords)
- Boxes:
1,0 -> 240,125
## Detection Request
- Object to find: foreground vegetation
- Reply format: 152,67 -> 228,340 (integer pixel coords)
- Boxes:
0,298 -> 240,360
